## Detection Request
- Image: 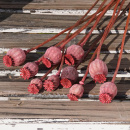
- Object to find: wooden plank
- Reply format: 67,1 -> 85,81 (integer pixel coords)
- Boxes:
0,53 -> 130,70
0,33 -> 129,51
0,0 -> 129,10
0,100 -> 129,122
0,77 -> 129,98
0,14 -> 128,30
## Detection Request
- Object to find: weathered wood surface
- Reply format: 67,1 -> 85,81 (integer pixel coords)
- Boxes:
0,33 -> 129,51
0,78 -> 129,98
0,0 -> 129,10
0,14 -> 129,30
0,0 -> 130,122
0,100 -> 129,122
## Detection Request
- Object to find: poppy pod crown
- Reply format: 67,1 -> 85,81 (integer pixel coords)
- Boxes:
99,82 -> 117,103
67,84 -> 84,101
89,59 -> 108,83
3,48 -> 26,67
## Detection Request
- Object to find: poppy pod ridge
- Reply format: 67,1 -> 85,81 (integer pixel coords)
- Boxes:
20,62 -> 39,80
3,48 -> 26,67
60,66 -> 78,88
99,82 -> 117,103
43,75 -> 60,92
28,78 -> 43,94
89,58 -> 108,83
67,84 -> 84,101
65,45 -> 85,65
42,46 -> 62,68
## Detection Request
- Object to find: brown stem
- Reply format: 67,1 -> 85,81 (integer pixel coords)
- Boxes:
56,48 -> 65,76
96,0 -> 125,59
66,0 -> 99,39
59,0 -> 114,49
55,0 -> 100,47
26,0 -> 100,53
75,33 -> 103,69
79,47 -> 98,84
111,8 -> 130,83
40,65 -> 58,81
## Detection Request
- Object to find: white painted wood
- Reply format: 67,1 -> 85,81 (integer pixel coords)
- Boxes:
0,70 -> 129,77
0,121 -> 130,130
0,9 -> 128,16
0,28 -> 129,34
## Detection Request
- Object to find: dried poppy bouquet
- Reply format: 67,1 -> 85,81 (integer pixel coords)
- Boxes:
3,0 -> 130,104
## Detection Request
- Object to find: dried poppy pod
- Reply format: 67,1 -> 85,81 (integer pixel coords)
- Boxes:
89,59 -> 108,83
99,82 -> 117,104
67,84 -> 84,101
60,66 -> 78,88
43,75 -> 60,92
65,45 -> 84,65
28,78 -> 43,94
3,48 -> 26,67
42,46 -> 62,68
20,62 -> 39,80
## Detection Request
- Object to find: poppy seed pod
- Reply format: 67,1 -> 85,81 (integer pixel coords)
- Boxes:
20,62 -> 39,80
60,66 -> 78,88
89,59 -> 108,83
42,46 -> 62,68
67,84 -> 84,101
65,45 -> 84,65
99,82 -> 117,103
43,75 -> 60,91
28,78 -> 42,94
3,48 -> 26,67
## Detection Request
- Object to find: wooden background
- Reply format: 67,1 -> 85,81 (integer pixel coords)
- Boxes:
0,0 -> 130,123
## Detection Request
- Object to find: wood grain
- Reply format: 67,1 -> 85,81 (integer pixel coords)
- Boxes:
0,33 -> 129,51
0,14 -> 128,30
0,100 -> 129,122
0,0 -> 129,10
0,77 -> 129,98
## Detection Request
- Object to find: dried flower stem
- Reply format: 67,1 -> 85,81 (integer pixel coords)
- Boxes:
96,0 -> 125,59
75,33 -> 103,69
40,65 -> 58,81
111,8 -> 130,83
26,0 -> 100,53
59,0 -> 112,49
56,48 -> 65,76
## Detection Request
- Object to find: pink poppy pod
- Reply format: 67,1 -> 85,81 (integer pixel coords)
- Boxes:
43,75 -> 60,92
89,59 -> 108,83
65,45 -> 84,65
60,66 -> 78,88
67,84 -> 84,101
20,62 -> 39,80
3,48 -> 26,67
42,46 -> 62,68
28,78 -> 43,94
99,82 -> 117,104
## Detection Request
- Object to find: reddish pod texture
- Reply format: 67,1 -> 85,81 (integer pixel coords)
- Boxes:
28,78 -> 43,94
99,82 -> 117,104
60,66 -> 78,88
67,84 -> 84,101
42,46 -> 62,68
65,45 -> 84,65
43,75 -> 60,91
3,48 -> 26,67
89,59 -> 108,83
20,62 -> 39,80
